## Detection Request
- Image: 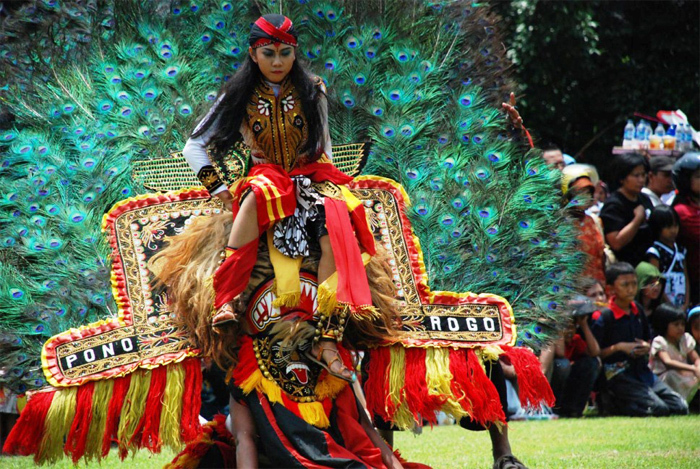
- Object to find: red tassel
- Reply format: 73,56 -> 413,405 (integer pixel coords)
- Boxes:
2,390 -> 55,456
180,358 -> 203,442
462,350 -> 505,426
167,414 -> 235,469
502,346 -> 555,408
232,336 -> 259,387
137,366 -> 168,451
363,347 -> 391,422
65,382 -> 95,462
102,374 -> 131,457
403,348 -> 445,425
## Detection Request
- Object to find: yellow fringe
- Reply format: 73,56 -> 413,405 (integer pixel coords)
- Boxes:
314,375 -> 348,401
37,386 -> 77,465
239,369 -> 264,395
482,345 -> 504,363
118,369 -> 152,455
161,362 -> 186,450
317,281 -> 338,315
240,367 -> 341,428
259,376 -> 283,404
425,348 -> 467,421
349,305 -> 382,321
272,291 -> 301,308
84,379 -> 114,462
298,401 -> 330,428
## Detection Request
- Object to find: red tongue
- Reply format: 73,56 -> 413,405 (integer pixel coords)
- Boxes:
291,366 -> 309,384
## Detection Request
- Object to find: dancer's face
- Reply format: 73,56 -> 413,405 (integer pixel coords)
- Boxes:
250,44 -> 296,83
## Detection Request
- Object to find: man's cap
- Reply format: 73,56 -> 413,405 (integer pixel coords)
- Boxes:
649,156 -> 674,172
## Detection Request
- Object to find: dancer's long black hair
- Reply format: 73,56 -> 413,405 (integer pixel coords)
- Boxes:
192,15 -> 325,165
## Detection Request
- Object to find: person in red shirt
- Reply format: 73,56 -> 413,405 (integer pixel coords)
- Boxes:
672,153 -> 700,306
557,296 -> 601,417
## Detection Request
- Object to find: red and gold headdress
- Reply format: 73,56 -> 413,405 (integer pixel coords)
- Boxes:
249,14 -> 298,49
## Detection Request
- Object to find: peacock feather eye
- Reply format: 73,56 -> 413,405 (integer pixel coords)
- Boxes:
487,152 -> 501,162
109,74 -> 121,84
2,131 -> 17,142
372,106 -> 384,116
399,125 -> 413,137
3,237 -> 15,247
164,66 -> 179,77
354,73 -> 366,85
172,6 -> 182,15
220,1 -> 232,11
201,34 -> 211,43
345,36 -> 360,49
372,28 -> 383,40
62,103 -> 75,114
475,168 -> 490,179
405,169 -> 419,179
473,134 -> 483,144
324,59 -> 336,70
451,229 -> 462,238
389,90 -> 401,101
382,125 -> 395,137
459,94 -> 472,107
415,204 -> 429,216
365,47 -> 377,59
10,288 -> 24,300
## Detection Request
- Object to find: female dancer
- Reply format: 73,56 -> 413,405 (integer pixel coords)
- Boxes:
158,13 -> 403,468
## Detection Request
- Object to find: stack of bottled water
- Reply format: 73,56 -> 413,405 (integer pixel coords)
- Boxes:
622,119 -> 695,152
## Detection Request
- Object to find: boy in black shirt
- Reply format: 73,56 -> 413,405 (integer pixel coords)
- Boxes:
591,263 -> 688,416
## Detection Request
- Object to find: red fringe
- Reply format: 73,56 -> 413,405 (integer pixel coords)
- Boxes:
102,374 -> 131,457
403,348 -> 445,425
180,358 -> 203,442
137,365 -> 168,451
232,336 -> 259,387
463,350 -> 505,426
364,347 -> 391,422
167,414 -> 235,469
502,346 -> 555,408
65,382 -> 95,462
2,390 -> 55,456
394,448 -> 433,469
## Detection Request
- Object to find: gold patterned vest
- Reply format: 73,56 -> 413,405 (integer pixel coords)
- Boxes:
245,77 -> 308,172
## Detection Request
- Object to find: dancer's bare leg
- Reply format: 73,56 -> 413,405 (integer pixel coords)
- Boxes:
229,397 -> 258,469
227,192 -> 259,249
313,235 -> 354,380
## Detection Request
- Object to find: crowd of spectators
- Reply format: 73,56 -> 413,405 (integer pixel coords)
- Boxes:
536,147 -> 700,418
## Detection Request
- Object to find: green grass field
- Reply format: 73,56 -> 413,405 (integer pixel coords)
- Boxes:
2,416 -> 699,468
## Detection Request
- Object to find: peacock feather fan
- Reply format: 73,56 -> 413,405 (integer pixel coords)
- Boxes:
0,0 -> 582,394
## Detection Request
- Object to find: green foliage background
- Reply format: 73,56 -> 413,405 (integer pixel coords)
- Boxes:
492,0 -> 699,179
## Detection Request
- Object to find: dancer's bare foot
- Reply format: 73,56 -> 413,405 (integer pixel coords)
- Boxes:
212,301 -> 237,327
309,340 -> 356,382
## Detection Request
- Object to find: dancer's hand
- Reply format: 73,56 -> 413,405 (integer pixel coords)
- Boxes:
502,92 -> 524,130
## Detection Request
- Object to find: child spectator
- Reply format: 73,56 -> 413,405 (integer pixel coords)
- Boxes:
591,262 -> 688,416
600,153 -> 653,266
634,261 -> 665,320
557,296 -> 601,417
646,205 -> 689,310
671,153 -> 700,305
649,304 -> 700,403
582,277 -> 607,308
688,307 -> 700,355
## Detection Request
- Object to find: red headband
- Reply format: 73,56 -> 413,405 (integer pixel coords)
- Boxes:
252,16 -> 297,48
